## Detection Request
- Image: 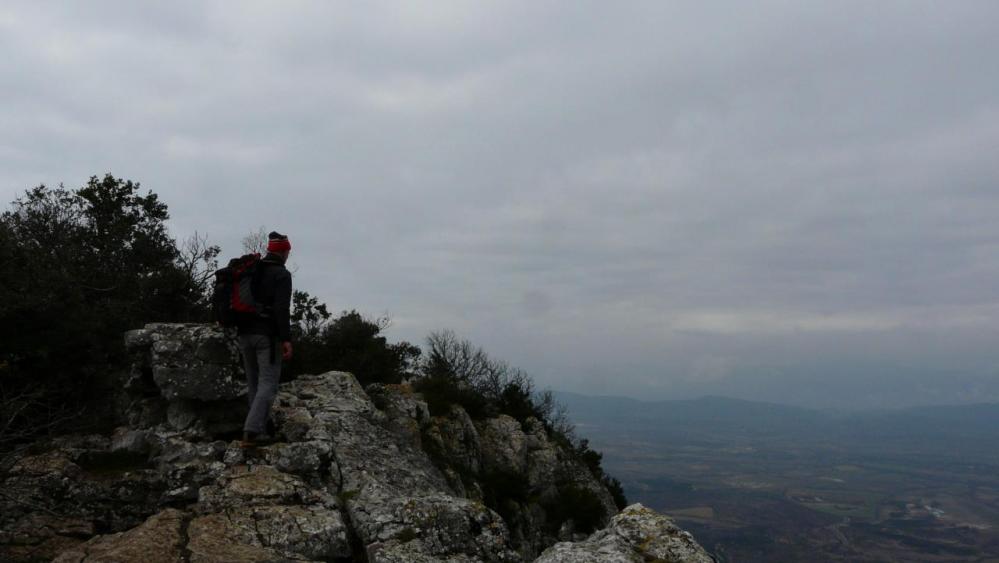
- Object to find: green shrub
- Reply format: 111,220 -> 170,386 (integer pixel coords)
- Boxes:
0,175 -> 215,451
287,307 -> 420,386
574,439 -> 604,477
415,330 -> 558,425
481,469 -> 531,523
602,475 -> 628,510
395,527 -> 418,542
413,328 -> 628,520
543,484 -> 607,535
413,375 -> 490,419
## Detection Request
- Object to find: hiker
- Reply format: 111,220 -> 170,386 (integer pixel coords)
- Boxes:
237,231 -> 293,448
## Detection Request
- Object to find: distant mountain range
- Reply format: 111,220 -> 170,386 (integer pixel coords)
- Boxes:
553,392 -> 999,561
554,391 -> 999,459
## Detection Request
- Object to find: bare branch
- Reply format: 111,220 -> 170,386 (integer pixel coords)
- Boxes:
241,226 -> 268,255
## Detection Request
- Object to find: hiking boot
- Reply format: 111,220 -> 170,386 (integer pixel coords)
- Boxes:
239,432 -> 256,449
239,432 -> 275,449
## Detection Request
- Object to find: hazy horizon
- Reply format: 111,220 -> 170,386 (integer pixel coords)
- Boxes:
554,388 -> 999,411
3,2 -> 999,408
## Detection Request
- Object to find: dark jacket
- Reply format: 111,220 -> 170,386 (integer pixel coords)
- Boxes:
237,253 -> 292,342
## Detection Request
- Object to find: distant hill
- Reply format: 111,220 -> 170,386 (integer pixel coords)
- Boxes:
554,391 -> 999,562
555,391 -> 999,457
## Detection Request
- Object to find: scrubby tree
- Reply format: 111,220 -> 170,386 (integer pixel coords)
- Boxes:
291,290 -> 331,340
0,174 -> 209,450
176,231 -> 221,317
285,294 -> 420,385
320,311 -> 421,384
417,329 -> 566,428
413,328 -> 629,521
241,226 -> 268,255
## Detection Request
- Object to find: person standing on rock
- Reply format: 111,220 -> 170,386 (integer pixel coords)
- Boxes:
238,231 -> 293,448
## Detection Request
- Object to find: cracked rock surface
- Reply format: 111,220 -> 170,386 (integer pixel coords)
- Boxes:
0,323 -> 712,562
535,504 -> 714,563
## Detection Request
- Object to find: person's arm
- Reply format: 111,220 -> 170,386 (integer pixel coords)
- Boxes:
272,269 -> 293,345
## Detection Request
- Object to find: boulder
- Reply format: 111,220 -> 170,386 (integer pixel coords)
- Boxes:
52,505 -> 351,563
275,371 -> 518,561
535,504 -> 714,563
188,505 -> 349,561
0,445 -> 166,562
126,323 -> 244,402
478,415 -> 528,475
122,323 -> 247,436
52,508 -> 188,563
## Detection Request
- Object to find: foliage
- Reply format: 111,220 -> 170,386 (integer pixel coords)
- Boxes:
574,439 -> 604,476
480,469 -> 532,523
603,475 -> 628,511
241,226 -> 268,255
416,372 -> 489,418
176,231 -> 221,315
291,290 -> 331,340
574,439 -> 629,510
0,175 -> 209,450
286,296 -> 420,385
413,327 -> 628,525
415,330 -> 566,428
543,483 -> 607,535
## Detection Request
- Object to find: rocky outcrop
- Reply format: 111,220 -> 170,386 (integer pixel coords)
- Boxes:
0,323 -> 712,562
124,323 -> 244,402
276,372 -> 517,562
120,323 -> 246,435
535,504 -> 714,563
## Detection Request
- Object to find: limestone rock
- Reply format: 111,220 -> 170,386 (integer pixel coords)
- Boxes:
0,323 -> 713,563
435,404 -> 482,475
188,505 -> 349,561
52,504 -> 351,563
0,514 -> 95,563
197,464 -> 330,511
369,539 -> 482,562
478,415 -> 528,475
0,445 -> 166,562
535,504 -> 713,563
52,508 -> 188,563
125,323 -> 244,402
110,427 -> 152,455
249,440 -> 335,482
275,371 -> 518,561
368,382 -> 432,446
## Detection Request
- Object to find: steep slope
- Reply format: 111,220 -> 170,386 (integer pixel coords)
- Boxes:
0,324 -> 712,562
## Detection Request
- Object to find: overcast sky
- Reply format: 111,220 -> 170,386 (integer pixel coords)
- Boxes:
3,1 -> 998,408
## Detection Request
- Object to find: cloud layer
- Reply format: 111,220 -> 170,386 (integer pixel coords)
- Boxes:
3,1 -> 998,407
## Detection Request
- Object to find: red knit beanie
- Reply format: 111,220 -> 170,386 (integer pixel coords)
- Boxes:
267,231 -> 291,253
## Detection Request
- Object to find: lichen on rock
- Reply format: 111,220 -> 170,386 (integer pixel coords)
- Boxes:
534,504 -> 714,563
0,323 -> 712,563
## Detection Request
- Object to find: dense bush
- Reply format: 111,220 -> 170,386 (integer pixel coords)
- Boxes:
412,328 -> 628,512
287,296 -> 420,386
543,483 -> 607,535
480,469 -> 532,523
603,475 -> 628,510
414,329 -> 566,429
574,439 -> 629,510
413,373 -> 489,418
0,175 -> 216,450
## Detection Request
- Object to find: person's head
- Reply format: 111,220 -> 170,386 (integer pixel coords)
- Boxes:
267,231 -> 291,262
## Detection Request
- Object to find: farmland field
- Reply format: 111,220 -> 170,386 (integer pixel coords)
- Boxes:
559,393 -> 999,562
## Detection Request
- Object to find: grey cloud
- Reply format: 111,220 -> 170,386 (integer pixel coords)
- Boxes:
2,1 -> 998,407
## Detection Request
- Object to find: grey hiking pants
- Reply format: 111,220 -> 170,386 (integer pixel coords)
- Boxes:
239,334 -> 281,435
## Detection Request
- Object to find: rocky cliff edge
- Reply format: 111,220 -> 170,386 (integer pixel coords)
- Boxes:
0,323 -> 712,562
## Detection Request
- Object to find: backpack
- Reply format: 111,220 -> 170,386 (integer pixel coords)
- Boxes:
212,253 -> 269,327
